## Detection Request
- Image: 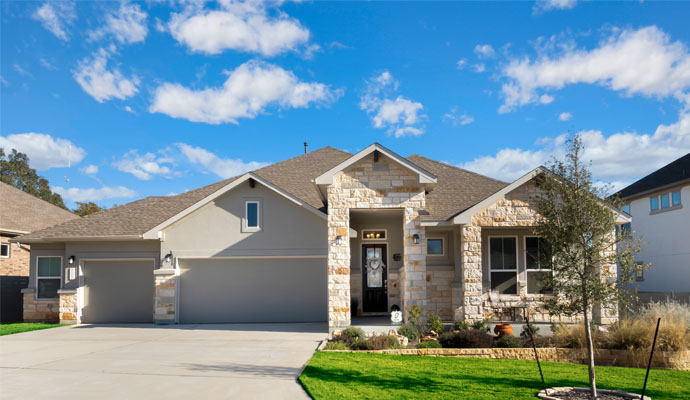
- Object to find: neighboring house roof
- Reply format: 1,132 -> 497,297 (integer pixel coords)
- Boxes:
616,153 -> 690,200
0,182 -> 80,235
16,145 -> 521,242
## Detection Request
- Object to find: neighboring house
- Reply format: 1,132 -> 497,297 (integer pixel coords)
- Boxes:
616,152 -> 690,303
15,144 -> 627,329
0,182 -> 79,321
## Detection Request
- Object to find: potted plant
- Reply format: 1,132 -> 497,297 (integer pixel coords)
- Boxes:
494,323 -> 514,337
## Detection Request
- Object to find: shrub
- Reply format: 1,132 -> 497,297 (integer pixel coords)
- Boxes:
324,341 -> 349,350
639,300 -> 690,329
340,327 -> 366,347
350,339 -> 373,350
416,340 -> 442,349
367,334 -> 401,350
397,324 -> 420,341
408,305 -> 425,334
495,335 -> 523,348
520,323 -> 540,338
426,312 -> 444,334
605,319 -> 649,350
552,323 -> 603,349
438,330 -> 494,348
471,319 -> 491,333
453,320 -> 469,331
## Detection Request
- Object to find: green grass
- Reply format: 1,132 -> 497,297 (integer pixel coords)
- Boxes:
299,352 -> 690,400
0,323 -> 65,336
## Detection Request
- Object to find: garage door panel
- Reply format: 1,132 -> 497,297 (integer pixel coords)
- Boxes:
180,259 -> 326,323
82,261 -> 154,323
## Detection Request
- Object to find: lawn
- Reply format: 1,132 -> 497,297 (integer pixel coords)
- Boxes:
299,352 -> 690,400
0,323 -> 65,336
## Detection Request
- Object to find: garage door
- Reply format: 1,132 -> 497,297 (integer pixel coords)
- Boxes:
179,258 -> 327,323
81,260 -> 154,323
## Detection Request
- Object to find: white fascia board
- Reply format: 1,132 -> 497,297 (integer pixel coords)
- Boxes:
142,173 -> 326,240
420,221 -> 454,227
314,142 -> 437,186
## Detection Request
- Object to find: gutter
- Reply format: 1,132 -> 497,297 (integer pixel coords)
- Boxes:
9,235 -> 148,244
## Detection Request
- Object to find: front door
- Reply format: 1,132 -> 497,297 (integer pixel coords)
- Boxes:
362,244 -> 388,313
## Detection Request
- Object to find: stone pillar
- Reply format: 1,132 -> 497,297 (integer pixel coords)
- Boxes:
460,225 -> 483,321
21,288 -> 59,322
154,269 -> 176,324
327,187 -> 351,334
58,289 -> 78,324
402,207 -> 426,318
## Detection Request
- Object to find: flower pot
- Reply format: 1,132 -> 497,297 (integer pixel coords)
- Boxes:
494,323 -> 514,337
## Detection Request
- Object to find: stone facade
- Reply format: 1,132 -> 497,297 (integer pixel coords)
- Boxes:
0,235 -> 30,276
154,269 -> 176,324
426,269 -> 454,320
21,288 -> 58,322
327,153 -> 427,331
58,290 -> 78,324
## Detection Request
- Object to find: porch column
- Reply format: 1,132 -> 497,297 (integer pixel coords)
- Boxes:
154,269 -> 176,324
402,207 -> 427,318
327,187 -> 351,333
460,225 -> 483,321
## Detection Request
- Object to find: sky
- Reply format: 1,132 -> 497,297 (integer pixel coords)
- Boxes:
1,0 -> 690,209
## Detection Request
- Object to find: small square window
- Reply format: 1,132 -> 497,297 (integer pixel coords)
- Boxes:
650,197 -> 658,211
427,238 -> 443,255
672,191 -> 681,206
661,193 -> 669,208
0,243 -> 9,258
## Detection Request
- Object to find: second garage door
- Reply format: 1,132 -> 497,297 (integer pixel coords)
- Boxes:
179,258 -> 327,323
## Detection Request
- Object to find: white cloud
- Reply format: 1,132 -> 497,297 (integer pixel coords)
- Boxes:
534,0 -> 577,13
81,164 -> 99,175
499,26 -> 690,113
39,58 -> 56,70
559,112 -> 573,121
360,71 -> 426,138
89,1 -> 148,44
443,107 -> 474,126
113,150 -> 174,180
124,105 -> 135,113
0,133 -> 85,170
167,0 -> 310,57
473,64 -> 486,73
539,94 -> 554,104
150,60 -> 339,124
456,59 -> 468,70
176,143 -> 268,178
32,1 -> 76,41
73,48 -> 139,102
53,185 -> 137,202
461,108 -> 690,190
474,44 -> 496,58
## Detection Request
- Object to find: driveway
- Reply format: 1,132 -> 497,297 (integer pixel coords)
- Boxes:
0,323 -> 327,399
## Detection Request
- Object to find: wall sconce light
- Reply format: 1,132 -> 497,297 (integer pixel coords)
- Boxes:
164,251 -> 173,263
413,234 -> 420,244
335,236 -> 344,246
68,255 -> 75,264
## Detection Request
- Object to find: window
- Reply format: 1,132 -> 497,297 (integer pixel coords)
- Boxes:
427,238 -> 444,255
489,237 -> 517,295
635,261 -> 645,282
37,257 -> 61,299
672,190 -> 681,206
245,201 -> 260,230
0,243 -> 9,258
661,193 -> 670,208
650,197 -> 658,211
362,229 -> 386,240
525,237 -> 552,294
621,204 -> 630,215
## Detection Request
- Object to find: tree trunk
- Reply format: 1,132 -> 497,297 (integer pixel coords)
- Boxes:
583,302 -> 598,399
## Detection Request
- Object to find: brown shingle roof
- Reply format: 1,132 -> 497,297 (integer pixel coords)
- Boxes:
17,147 -> 510,241
406,155 -> 508,221
0,182 -> 80,234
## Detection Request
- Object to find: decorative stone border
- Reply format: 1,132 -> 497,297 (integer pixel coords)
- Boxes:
537,387 -> 650,400
322,347 -> 690,371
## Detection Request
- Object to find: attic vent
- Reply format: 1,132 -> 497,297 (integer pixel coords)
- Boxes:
249,178 -> 256,188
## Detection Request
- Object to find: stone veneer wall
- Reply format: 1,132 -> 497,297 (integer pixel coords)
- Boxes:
327,153 -> 427,332
154,269 -> 176,324
350,269 -> 402,315
21,288 -> 58,322
426,270 -> 454,320
0,235 -> 30,276
58,290 -> 77,324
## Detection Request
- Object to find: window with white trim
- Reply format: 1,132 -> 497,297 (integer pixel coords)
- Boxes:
427,238 -> 444,255
489,237 -> 517,295
0,243 -> 9,258
37,257 -> 61,299
245,200 -> 260,231
650,190 -> 682,213
525,237 -> 552,294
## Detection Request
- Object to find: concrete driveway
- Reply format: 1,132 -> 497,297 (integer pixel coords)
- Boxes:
0,323 -> 327,400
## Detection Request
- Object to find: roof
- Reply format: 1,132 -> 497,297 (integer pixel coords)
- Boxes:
616,153 -> 690,200
0,182 -> 80,235
16,145 -> 517,241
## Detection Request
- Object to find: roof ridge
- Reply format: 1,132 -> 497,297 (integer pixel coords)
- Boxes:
252,146 -> 350,175
408,154 -> 508,185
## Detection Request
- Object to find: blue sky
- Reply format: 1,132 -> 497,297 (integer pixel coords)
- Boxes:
2,0 -> 690,208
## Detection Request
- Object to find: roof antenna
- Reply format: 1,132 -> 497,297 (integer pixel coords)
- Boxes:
304,142 -> 308,154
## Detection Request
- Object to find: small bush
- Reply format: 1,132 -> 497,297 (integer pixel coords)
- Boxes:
366,334 -> 401,350
426,312 -> 444,334
340,327 -> 366,346
551,323 -> 603,349
324,341 -> 349,350
439,330 -> 494,348
408,305 -> 425,334
350,339 -> 373,350
397,324 -> 420,341
520,323 -> 540,338
416,340 -> 442,349
495,335 -> 523,348
639,300 -> 690,329
453,320 -> 469,331
605,319 -> 649,350
471,319 -> 491,333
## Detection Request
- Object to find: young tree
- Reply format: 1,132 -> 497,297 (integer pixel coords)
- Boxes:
72,202 -> 105,217
534,135 -> 643,399
0,148 -> 68,210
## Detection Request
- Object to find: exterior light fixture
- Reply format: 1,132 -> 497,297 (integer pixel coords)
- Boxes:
164,251 -> 173,263
68,255 -> 75,264
413,234 -> 420,244
335,236 -> 344,246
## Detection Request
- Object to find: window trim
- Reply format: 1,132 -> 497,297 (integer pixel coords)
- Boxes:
244,200 -> 261,232
36,256 -> 62,300
524,236 -> 553,295
426,237 -> 445,256
361,229 -> 388,241
488,235 -> 519,295
0,242 -> 9,258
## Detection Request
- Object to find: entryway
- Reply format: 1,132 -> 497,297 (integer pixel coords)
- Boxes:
362,243 -> 388,313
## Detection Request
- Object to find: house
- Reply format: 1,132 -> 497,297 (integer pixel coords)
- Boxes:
616,152 -> 690,303
0,182 -> 79,321
15,144 -> 626,329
